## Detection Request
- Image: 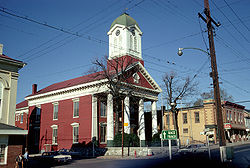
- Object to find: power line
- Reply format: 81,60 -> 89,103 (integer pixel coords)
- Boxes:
211,0 -> 250,43
223,0 -> 250,31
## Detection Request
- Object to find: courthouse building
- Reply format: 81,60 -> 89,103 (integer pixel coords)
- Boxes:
164,99 -> 247,145
0,44 -> 27,167
15,13 -> 162,153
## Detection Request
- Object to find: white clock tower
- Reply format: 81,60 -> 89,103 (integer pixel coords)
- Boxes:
107,13 -> 142,60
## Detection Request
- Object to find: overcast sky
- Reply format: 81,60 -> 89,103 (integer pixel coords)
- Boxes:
1,0 -> 250,109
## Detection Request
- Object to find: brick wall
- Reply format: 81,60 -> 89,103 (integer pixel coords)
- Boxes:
2,145 -> 22,168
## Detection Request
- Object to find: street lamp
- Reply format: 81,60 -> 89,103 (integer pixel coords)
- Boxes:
177,47 -> 210,56
178,46 -> 227,160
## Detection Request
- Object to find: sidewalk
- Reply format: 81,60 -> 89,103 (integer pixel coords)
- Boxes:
209,140 -> 250,150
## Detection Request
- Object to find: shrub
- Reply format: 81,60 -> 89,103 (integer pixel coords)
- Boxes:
113,133 -> 140,147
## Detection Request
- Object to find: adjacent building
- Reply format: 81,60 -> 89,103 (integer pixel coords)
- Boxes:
0,44 -> 27,167
15,13 -> 162,153
164,99 -> 247,145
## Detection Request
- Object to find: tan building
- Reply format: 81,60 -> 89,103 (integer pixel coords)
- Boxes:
164,99 -> 247,146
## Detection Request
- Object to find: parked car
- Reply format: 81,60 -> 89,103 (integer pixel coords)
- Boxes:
58,149 -> 81,159
178,144 -> 208,154
41,151 -> 72,164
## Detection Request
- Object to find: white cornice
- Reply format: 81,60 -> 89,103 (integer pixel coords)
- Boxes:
0,129 -> 28,135
26,78 -> 108,101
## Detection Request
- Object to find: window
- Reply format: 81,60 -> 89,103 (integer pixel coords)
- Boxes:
227,111 -> 229,121
134,36 -> 137,51
183,113 -> 188,124
53,103 -> 58,120
73,100 -> 79,118
71,123 -> 79,144
238,113 -> 241,123
51,125 -> 58,144
0,82 -> 3,118
100,123 -> 107,143
0,144 -> 7,165
183,128 -> 188,133
130,35 -> 133,50
234,112 -> 236,123
36,108 -> 41,121
100,101 -> 107,117
195,112 -> 200,123
20,113 -> 23,123
230,111 -> 232,122
166,114 -> 169,125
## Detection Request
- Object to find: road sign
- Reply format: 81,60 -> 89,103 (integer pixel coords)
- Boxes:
161,130 -> 177,140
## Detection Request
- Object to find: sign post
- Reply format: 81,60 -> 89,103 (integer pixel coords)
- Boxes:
161,130 -> 177,160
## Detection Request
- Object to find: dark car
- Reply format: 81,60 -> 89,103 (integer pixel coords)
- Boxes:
41,151 -> 72,165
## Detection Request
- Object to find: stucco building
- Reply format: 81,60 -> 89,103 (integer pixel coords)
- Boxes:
0,44 -> 27,167
16,13 -> 162,153
164,99 -> 247,145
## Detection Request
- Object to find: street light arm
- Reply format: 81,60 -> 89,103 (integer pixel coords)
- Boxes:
178,47 -> 210,56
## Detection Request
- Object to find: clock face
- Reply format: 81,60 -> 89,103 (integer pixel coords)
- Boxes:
116,30 -> 120,36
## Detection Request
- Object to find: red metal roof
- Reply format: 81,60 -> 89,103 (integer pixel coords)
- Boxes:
0,54 -> 23,63
27,71 -> 106,97
16,100 -> 28,109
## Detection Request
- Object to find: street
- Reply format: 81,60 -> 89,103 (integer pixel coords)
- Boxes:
51,144 -> 250,168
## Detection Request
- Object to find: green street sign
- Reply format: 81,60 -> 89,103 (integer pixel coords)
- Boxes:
161,130 -> 177,140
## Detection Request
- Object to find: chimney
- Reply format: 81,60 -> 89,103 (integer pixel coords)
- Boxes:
0,44 -> 3,55
32,84 -> 37,94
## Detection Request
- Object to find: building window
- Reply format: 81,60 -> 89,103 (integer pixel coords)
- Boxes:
51,125 -> 58,145
195,112 -> 200,123
130,35 -> 133,50
0,82 -> 3,118
36,108 -> 41,121
183,113 -> 188,124
230,111 -> 232,122
183,128 -> 188,133
71,123 -> 79,144
20,113 -> 23,123
227,111 -> 229,121
234,112 -> 236,123
73,99 -> 79,118
0,144 -> 7,165
238,113 -> 241,123
134,36 -> 137,51
166,114 -> 169,125
100,101 -> 107,117
100,123 -> 107,143
53,103 -> 58,120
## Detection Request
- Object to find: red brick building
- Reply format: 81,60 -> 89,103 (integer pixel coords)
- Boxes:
16,13 -> 162,153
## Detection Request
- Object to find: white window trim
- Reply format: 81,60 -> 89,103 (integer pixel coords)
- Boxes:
51,125 -> 58,145
72,99 -> 79,118
71,123 -> 79,144
0,144 -> 8,165
52,102 -> 59,121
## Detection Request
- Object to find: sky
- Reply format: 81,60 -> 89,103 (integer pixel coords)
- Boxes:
0,0 -> 250,109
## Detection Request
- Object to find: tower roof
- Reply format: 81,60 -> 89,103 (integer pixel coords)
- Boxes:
110,13 -> 140,30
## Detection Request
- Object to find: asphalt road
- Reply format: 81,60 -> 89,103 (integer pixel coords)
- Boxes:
29,143 -> 249,168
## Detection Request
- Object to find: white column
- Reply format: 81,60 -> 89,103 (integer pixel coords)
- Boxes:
138,98 -> 146,146
124,96 -> 130,134
91,95 -> 98,140
107,93 -> 114,146
152,101 -> 158,136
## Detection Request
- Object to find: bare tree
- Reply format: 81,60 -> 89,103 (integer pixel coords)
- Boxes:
91,55 -> 139,134
163,72 -> 198,139
193,88 -> 234,106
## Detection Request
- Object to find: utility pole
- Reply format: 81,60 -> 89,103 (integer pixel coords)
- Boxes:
200,0 -> 226,147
